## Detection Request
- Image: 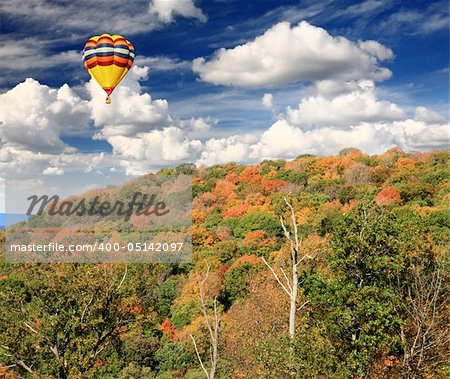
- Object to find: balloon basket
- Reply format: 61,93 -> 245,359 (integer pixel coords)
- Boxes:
106,96 -> 111,104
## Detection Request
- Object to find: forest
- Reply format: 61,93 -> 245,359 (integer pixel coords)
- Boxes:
0,147 -> 449,379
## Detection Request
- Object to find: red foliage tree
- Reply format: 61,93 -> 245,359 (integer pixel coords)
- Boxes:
238,167 -> 262,184
261,179 -> 288,192
375,187 -> 402,206
212,180 -> 236,201
161,318 -> 177,340
219,264 -> 230,278
222,203 -> 249,218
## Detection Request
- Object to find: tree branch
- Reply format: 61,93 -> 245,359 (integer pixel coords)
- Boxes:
116,266 -> 128,291
261,256 -> 292,297
190,334 -> 210,379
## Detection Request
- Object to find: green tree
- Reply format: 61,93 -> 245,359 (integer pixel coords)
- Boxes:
222,211 -> 282,238
304,207 -> 436,377
0,264 -> 154,379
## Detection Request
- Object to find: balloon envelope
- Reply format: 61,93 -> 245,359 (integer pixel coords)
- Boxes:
82,34 -> 135,103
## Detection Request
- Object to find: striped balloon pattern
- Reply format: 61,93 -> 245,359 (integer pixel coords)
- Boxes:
83,34 -> 135,104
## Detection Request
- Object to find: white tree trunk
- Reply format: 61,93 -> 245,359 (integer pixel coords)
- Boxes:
190,266 -> 220,379
289,264 -> 298,339
262,196 -> 315,340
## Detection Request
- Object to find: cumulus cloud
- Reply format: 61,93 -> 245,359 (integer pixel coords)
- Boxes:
87,66 -> 174,137
107,127 -> 203,175
0,178 -> 4,214
312,80 -> 362,97
414,106 -> 447,124
86,65 -> 216,174
178,117 -> 218,140
149,0 -> 207,23
250,120 -> 393,160
42,166 -> 64,175
251,119 -> 450,160
0,65 -> 217,178
262,93 -> 274,109
195,117 -> 449,166
193,21 -> 393,88
197,134 -> 257,166
0,78 -> 90,153
286,80 -> 404,129
0,145 -> 108,179
387,119 -> 450,150
2,57 -> 448,180
184,117 -> 215,132
184,79 -> 449,166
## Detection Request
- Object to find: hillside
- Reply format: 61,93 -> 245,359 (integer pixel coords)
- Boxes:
1,147 -> 449,379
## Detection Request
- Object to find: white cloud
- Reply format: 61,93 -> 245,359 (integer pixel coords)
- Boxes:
0,0 -> 206,82
0,66 -> 213,178
249,119 -> 394,159
0,40 -> 80,77
197,134 -> 257,166
0,145 -> 109,180
0,78 -> 89,153
185,117 -> 214,132
313,80 -> 362,97
196,117 -> 449,166
193,21 -> 393,88
83,152 -> 105,173
186,78 -> 449,165
43,166 -> 64,175
179,117 -> 218,140
262,93 -> 274,109
414,106 -> 447,124
333,0 -> 391,19
0,76 -> 130,179
87,66 -> 174,137
0,0 -> 204,37
149,0 -> 207,23
381,2 -> 449,36
0,177 -> 4,214
135,56 -> 191,71
358,40 -> 394,60
2,57 -> 448,180
107,127 -> 202,175
286,80 -> 404,129
387,119 -> 450,150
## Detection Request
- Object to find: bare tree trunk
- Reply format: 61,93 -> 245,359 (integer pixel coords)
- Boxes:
262,196 -> 314,340
190,266 -> 221,379
289,264 -> 298,339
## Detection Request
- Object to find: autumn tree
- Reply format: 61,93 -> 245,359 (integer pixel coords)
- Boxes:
220,272 -> 289,378
0,264 -> 147,378
398,259 -> 450,378
304,206 -> 449,378
375,186 -> 402,206
262,197 -> 315,339
190,266 -> 221,379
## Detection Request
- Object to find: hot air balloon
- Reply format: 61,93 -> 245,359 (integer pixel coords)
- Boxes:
82,34 -> 135,104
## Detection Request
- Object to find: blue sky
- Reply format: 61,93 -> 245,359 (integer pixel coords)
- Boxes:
0,0 -> 449,180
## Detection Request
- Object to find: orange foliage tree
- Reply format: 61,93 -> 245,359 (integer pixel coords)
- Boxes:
238,166 -> 262,184
221,272 -> 289,378
161,318 -> 177,341
375,187 -> 402,206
